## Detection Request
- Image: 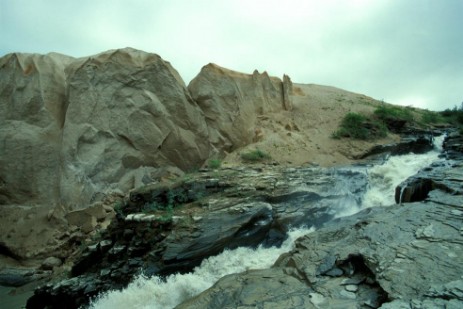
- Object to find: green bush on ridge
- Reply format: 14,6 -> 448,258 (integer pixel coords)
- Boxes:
240,149 -> 271,162
208,159 -> 222,169
332,112 -> 387,140
374,105 -> 414,123
440,103 -> 463,126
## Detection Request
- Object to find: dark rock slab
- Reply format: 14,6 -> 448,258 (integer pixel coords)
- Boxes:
443,130 -> 463,160
0,268 -> 50,287
355,133 -> 435,160
178,186 -> 463,308
395,131 -> 463,204
26,165 -> 369,309
160,201 -> 273,274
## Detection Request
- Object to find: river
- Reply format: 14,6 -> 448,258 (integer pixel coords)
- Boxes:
88,135 -> 445,309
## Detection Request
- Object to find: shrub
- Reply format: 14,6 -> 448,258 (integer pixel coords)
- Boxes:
440,104 -> 463,126
208,159 -> 222,169
240,149 -> 271,162
333,112 -> 388,140
374,105 -> 414,123
141,187 -> 190,222
421,110 -> 445,124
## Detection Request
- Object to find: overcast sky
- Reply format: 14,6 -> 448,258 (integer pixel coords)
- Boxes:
1,0 -> 461,111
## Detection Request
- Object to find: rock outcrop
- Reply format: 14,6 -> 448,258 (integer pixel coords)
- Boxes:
395,131 -> 463,204
60,49 -> 211,208
1,49 -> 302,262
0,48 -> 211,211
177,173 -> 463,309
175,133 -> 463,309
24,131 -> 459,309
0,49 -> 216,264
26,165 -> 369,309
2,47 -> 456,309
188,64 -> 292,153
0,52 -> 73,206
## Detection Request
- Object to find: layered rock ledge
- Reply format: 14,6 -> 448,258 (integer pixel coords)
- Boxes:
176,135 -> 463,309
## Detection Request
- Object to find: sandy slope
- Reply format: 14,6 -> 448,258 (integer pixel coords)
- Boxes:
224,83 -> 400,167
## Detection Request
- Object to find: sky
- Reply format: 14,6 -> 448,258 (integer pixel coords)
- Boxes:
1,0 -> 462,111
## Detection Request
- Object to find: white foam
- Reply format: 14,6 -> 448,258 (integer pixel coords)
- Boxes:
337,134 -> 445,217
88,227 -> 314,309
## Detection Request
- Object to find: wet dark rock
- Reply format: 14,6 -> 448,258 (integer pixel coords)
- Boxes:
160,202 -> 274,274
40,257 -> 62,270
179,186 -> 463,308
395,132 -> 463,204
27,165 -> 369,309
443,130 -> 463,160
357,133 -> 434,160
0,268 -> 50,287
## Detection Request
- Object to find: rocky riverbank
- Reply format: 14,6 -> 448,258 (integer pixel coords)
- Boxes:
177,131 -> 463,309
21,130 -> 463,308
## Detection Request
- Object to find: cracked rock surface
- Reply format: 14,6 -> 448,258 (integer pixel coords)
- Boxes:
177,162 -> 463,308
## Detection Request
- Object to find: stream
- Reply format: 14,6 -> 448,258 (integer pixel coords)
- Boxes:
88,136 -> 445,309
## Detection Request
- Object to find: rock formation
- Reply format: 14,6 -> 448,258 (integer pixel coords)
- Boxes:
176,137 -> 463,309
0,48 -> 311,261
0,48 -> 211,211
178,192 -> 463,308
26,164 -> 370,309
60,49 -> 211,208
0,48 -> 218,262
188,64 -> 291,153
24,132 -> 463,309
282,74 -> 293,111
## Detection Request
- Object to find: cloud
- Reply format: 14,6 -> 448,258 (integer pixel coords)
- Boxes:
1,0 -> 461,110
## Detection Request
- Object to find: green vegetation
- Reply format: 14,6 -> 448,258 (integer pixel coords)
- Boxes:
113,200 -> 125,217
440,103 -> 463,126
240,149 -> 271,162
332,112 -> 387,140
331,104 -> 451,140
142,187 -> 190,222
374,105 -> 414,123
421,110 -> 445,125
207,159 -> 222,169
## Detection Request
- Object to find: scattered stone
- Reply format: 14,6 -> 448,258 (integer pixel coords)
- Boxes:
340,290 -> 357,299
41,257 -> 62,270
345,284 -> 359,292
0,268 -> 50,287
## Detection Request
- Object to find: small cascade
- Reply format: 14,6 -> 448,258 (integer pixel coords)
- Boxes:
88,228 -> 314,309
398,185 -> 407,205
88,135 -> 446,309
357,134 -> 444,212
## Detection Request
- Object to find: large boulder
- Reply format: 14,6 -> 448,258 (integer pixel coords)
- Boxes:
0,48 -> 212,210
60,48 -> 211,208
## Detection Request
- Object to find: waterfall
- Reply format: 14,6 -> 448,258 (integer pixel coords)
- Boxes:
88,135 -> 445,309
335,134 -> 445,217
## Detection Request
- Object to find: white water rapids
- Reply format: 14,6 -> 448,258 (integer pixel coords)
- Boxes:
89,136 -> 444,309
